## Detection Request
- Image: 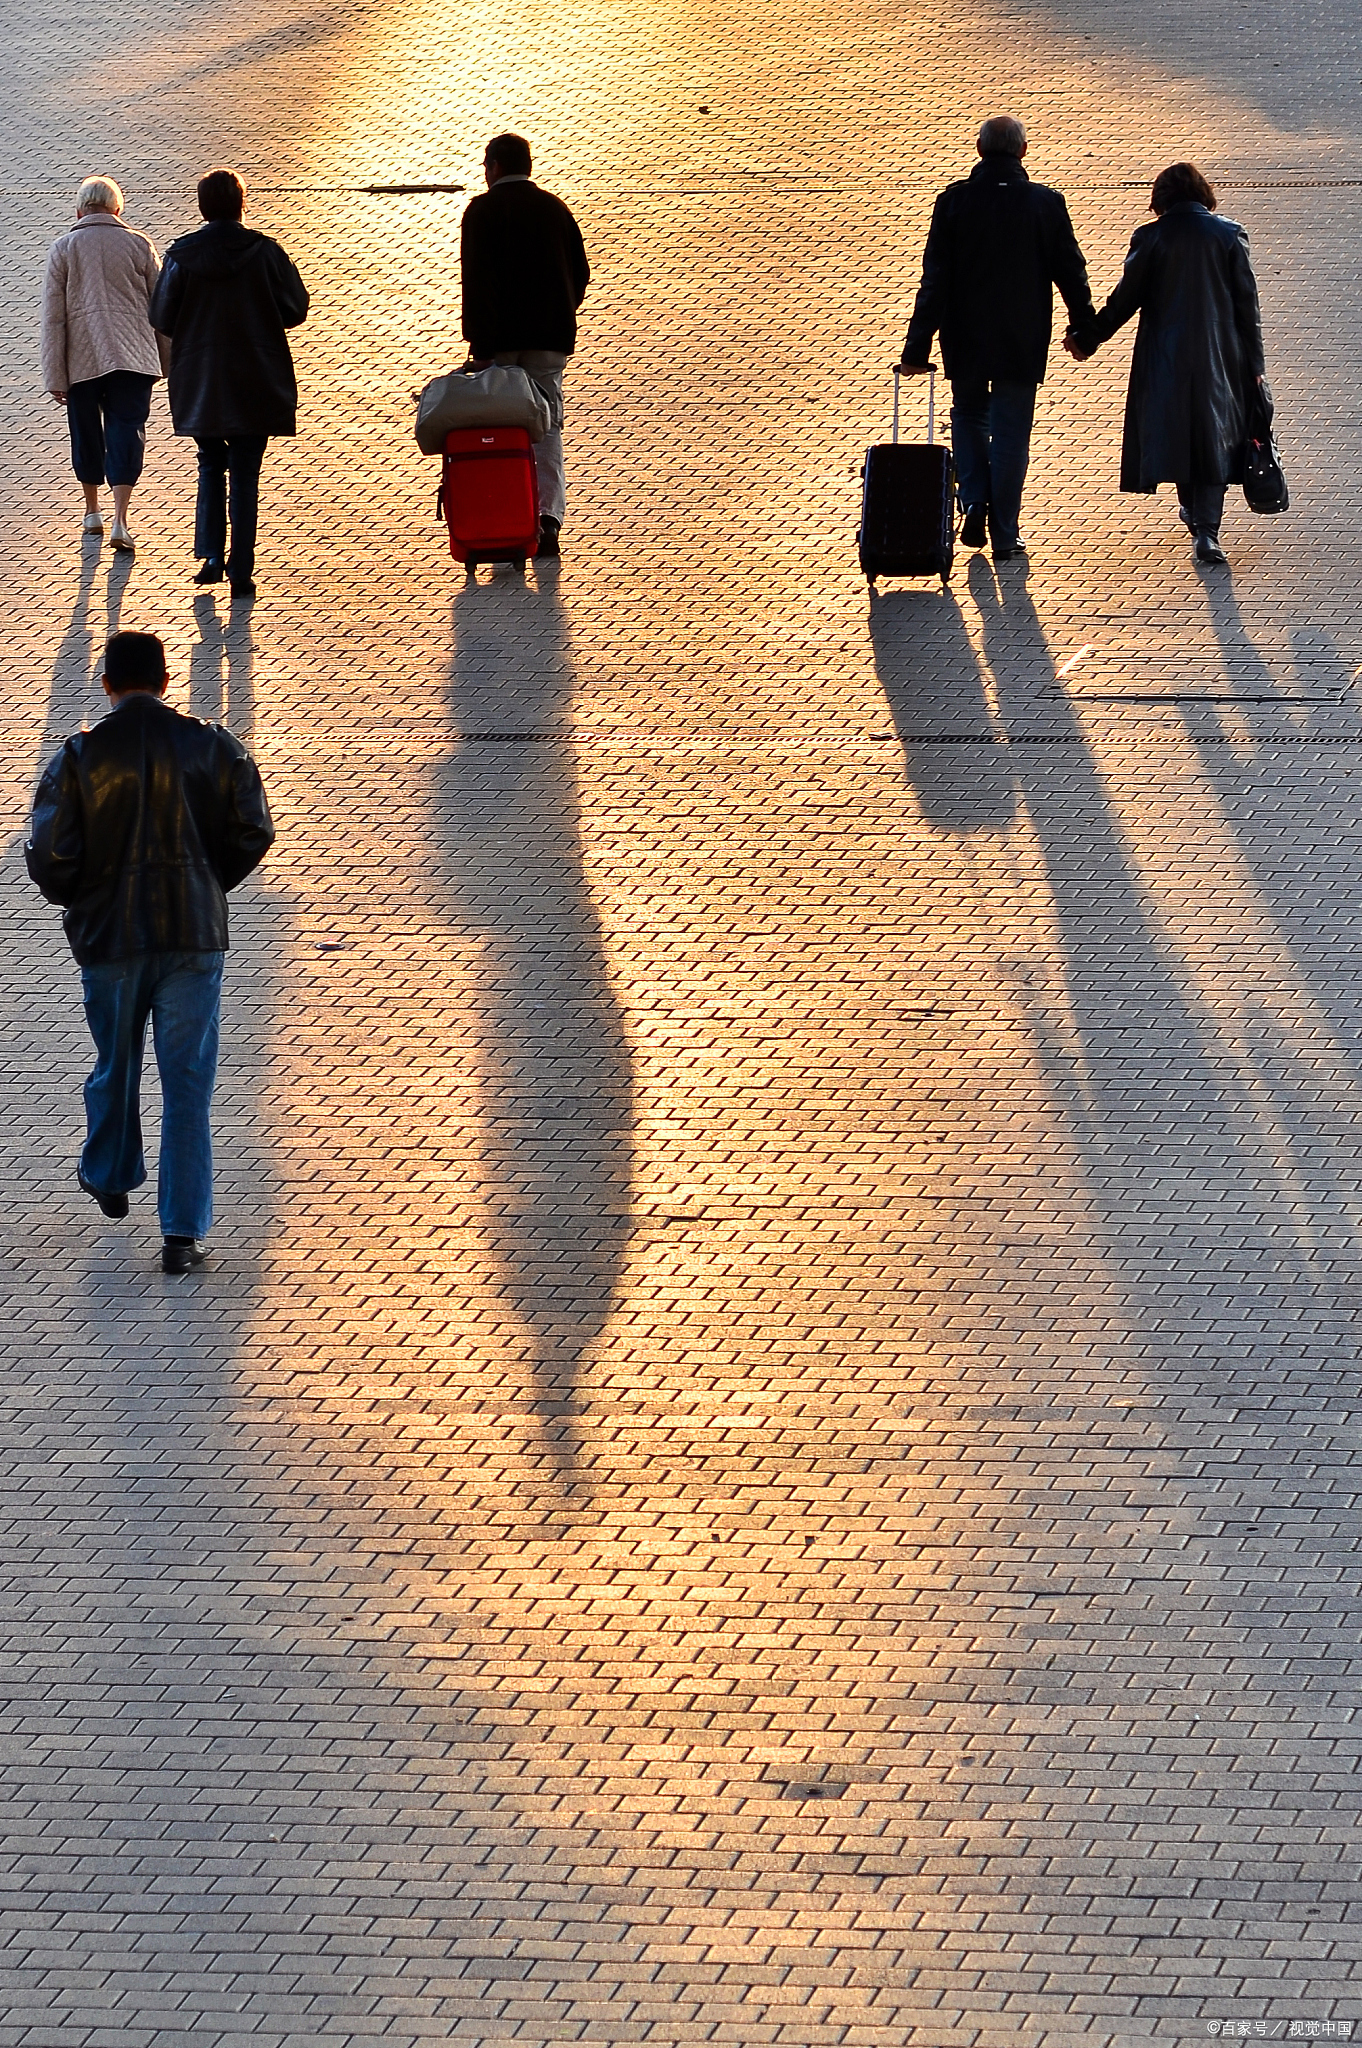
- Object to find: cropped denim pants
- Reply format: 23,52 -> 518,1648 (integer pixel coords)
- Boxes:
66,370 -> 154,486
80,951 -> 223,1240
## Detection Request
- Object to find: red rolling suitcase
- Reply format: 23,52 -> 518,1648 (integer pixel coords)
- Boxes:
858,366 -> 954,588
438,426 -> 540,567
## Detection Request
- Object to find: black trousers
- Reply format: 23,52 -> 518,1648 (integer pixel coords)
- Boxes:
194,435 -> 268,579
1177,481 -> 1226,537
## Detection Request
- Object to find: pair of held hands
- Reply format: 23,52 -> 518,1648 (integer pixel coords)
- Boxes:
894,342 -> 1091,371
898,348 -> 1264,372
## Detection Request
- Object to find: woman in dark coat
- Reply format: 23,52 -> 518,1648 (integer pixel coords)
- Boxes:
148,167 -> 309,599
1066,163 -> 1264,566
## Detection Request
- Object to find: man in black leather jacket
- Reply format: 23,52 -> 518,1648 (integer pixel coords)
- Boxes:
899,115 -> 1094,560
26,630 -> 274,1272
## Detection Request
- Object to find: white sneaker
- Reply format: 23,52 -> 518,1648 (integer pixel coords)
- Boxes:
82,510 -> 103,536
109,518 -> 135,553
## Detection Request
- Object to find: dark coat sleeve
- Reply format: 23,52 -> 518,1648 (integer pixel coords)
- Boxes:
564,206 -> 590,308
147,253 -> 184,334
265,242 -> 310,329
1076,223 -> 1154,350
1047,195 -> 1095,327
217,745 -> 276,891
901,192 -> 950,364
1230,226 -> 1265,378
460,199 -> 491,354
24,744 -> 84,906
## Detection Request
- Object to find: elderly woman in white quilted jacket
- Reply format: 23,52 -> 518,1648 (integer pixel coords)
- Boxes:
42,176 -> 165,553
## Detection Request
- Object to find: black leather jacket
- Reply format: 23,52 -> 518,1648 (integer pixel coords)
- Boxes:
25,692 -> 274,965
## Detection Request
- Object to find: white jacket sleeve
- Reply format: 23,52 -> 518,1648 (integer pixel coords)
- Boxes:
41,243 -> 68,392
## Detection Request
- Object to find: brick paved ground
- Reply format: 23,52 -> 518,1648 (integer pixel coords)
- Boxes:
1,0 -> 1360,2042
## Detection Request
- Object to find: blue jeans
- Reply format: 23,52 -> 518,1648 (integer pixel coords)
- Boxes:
949,377 -> 1037,550
80,951 -> 223,1240
195,435 -> 268,578
66,371 -> 154,486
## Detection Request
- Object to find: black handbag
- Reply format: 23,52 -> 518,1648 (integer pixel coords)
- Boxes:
1243,378 -> 1289,514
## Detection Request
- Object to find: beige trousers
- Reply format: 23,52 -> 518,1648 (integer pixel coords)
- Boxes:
492,349 -> 567,524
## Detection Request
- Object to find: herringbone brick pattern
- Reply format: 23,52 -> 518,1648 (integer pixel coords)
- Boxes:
0,0 -> 1360,2041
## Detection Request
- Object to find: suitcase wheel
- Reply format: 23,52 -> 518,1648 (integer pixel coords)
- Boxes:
512,555 -> 526,571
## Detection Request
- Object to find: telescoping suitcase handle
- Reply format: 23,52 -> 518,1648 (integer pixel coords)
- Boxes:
891,363 -> 936,445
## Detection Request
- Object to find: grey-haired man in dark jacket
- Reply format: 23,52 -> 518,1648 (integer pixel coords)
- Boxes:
899,116 -> 1094,560
26,630 -> 274,1272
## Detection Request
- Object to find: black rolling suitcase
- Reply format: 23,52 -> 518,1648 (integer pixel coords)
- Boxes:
858,366 -> 954,588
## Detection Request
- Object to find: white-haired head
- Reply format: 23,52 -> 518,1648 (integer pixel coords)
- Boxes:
76,176 -> 124,217
977,116 -> 1027,158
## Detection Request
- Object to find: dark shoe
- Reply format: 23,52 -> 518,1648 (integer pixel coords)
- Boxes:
537,517 -> 561,558
229,579 -> 256,600
193,559 -> 224,584
992,540 -> 1028,563
162,1236 -> 208,1274
1194,533 -> 1227,566
959,504 -> 987,550
78,1169 -> 128,1220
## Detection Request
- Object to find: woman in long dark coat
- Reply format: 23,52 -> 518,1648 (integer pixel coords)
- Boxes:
1067,163 -> 1264,565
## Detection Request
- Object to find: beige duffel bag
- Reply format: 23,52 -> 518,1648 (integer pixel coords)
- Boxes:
414,365 -> 551,453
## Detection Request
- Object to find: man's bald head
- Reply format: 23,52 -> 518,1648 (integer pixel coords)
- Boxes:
978,115 -> 1027,158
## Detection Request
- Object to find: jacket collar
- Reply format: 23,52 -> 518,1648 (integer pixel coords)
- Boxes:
969,153 -> 1029,183
105,690 -> 175,719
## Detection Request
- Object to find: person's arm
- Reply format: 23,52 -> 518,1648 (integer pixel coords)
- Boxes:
139,240 -> 170,375
900,192 -> 949,367
267,243 -> 310,328
460,201 -> 494,361
1071,224 -> 1153,353
147,252 -> 184,336
24,745 -> 84,905
41,244 -> 69,398
217,749 -> 276,891
563,205 -> 590,308
1049,194 -> 1095,329
1230,225 -> 1266,380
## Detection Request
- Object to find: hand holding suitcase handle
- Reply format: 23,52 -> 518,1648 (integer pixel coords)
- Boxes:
890,362 -> 937,446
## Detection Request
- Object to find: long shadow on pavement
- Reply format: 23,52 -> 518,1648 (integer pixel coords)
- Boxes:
869,582 -> 1016,830
862,551 -> 1362,2012
425,564 -> 635,1516
1011,0 -> 1362,136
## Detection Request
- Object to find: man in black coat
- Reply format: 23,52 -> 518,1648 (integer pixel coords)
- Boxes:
461,132 -> 590,555
26,630 -> 274,1273
149,168 -> 309,597
900,116 -> 1094,560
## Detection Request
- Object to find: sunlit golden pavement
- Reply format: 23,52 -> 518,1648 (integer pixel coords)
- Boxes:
1,1 -> 1361,2043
